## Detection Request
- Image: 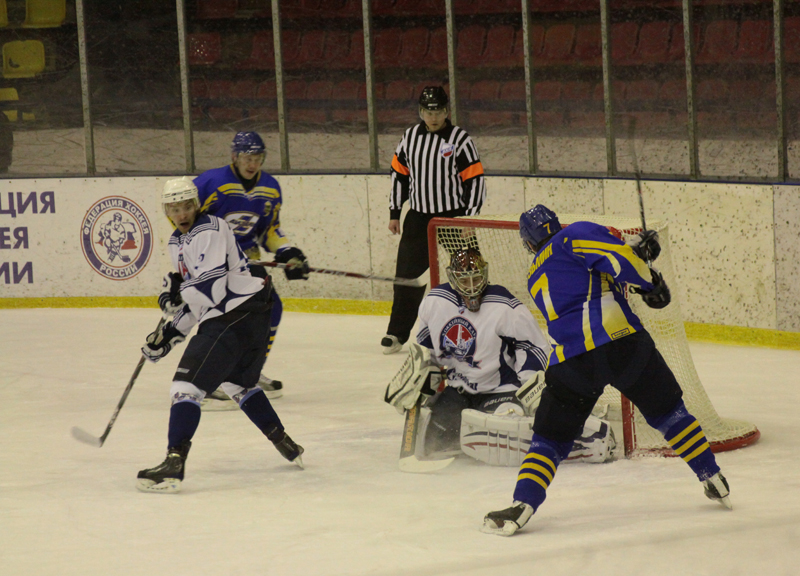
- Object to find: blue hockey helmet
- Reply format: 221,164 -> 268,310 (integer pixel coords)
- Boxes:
519,204 -> 561,253
231,131 -> 266,156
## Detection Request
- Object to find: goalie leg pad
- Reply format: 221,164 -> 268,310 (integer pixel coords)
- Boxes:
384,343 -> 442,414
460,409 -> 535,467
564,414 -> 618,464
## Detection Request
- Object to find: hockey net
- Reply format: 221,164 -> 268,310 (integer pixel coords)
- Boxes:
428,214 -> 760,457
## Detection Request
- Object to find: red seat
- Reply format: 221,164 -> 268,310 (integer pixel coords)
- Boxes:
499,80 -> 525,100
658,79 -> 685,101
785,17 -> 800,63
374,28 -> 403,68
457,25 -> 487,66
468,0 -> 523,14
306,80 -> 334,99
333,79 -> 363,100
697,20 -> 738,64
231,80 -> 259,99
534,80 -> 561,101
383,0 -> 444,16
336,29 -> 365,69
529,25 -> 545,57
401,27 -> 430,65
325,30 -> 352,63
622,80 -> 659,100
468,80 -> 501,100
482,25 -> 517,67
696,79 -> 729,101
281,29 -> 303,68
668,21 -> 701,62
542,24 -> 575,64
188,33 -> 222,66
299,29 -> 326,66
256,80 -> 276,99
735,20 -> 772,63
207,80 -> 234,99
573,24 -> 601,64
240,31 -> 274,70
284,79 -> 307,99
636,21 -> 671,64
561,81 -> 595,101
197,0 -> 237,19
611,21 -> 638,64
190,78 -> 209,98
428,27 -> 447,66
385,80 -> 417,100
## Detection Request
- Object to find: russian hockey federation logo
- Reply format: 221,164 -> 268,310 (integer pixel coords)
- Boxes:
81,196 -> 153,280
439,316 -> 480,368
440,143 -> 454,158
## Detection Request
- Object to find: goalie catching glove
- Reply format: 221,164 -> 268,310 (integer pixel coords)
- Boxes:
275,246 -> 309,281
158,272 -> 184,315
384,342 -> 443,414
142,322 -> 185,363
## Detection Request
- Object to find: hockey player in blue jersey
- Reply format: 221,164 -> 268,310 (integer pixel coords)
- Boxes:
192,131 -> 309,407
137,177 -> 303,493
482,205 -> 731,536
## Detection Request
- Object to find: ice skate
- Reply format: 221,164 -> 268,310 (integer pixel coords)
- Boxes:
381,335 -> 403,355
703,472 -> 732,510
481,501 -> 534,536
136,441 -> 191,494
272,432 -> 304,469
258,375 -> 284,399
200,388 -> 238,411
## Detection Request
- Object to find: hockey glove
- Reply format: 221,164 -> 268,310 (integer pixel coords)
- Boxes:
158,272 -> 184,315
628,230 -> 661,262
275,246 -> 309,281
142,322 -> 185,363
640,269 -> 671,309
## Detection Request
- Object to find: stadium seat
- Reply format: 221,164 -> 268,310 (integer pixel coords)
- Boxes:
325,30 -> 351,64
562,81 -> 597,101
658,79 -> 685,101
281,29 -> 303,68
784,17 -> 800,63
457,25 -> 486,66
622,80 -> 659,100
735,20 -> 772,63
383,0 -> 443,16
284,79 -> 307,99
697,20 -> 737,64
334,29 -> 364,69
428,27 -> 447,66
573,24 -> 601,64
385,79 -> 416,100
469,0 -> 523,14
542,24 -> 575,64
256,80 -> 276,99
482,25 -> 517,67
231,80 -> 259,99
197,0 -> 237,19
696,78 -> 729,101
241,30 -> 274,69
635,21 -> 672,64
499,80 -> 525,100
190,78 -> 209,98
23,0 -> 66,28
306,80 -> 334,99
333,79 -> 363,100
374,28 -> 403,68
0,0 -> 7,28
401,27 -> 430,66
207,80 -> 235,100
188,33 -> 222,66
468,79 -> 501,100
668,21 -> 700,62
534,80 -> 561,101
611,21 -> 638,64
2,40 -> 45,78
299,29 -> 326,66
527,25 -> 545,58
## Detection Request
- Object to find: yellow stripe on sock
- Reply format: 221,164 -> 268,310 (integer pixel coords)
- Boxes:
673,431 -> 706,456
523,452 -> 556,474
667,420 -> 700,447
519,462 -> 554,483
681,442 -> 711,463
517,472 -> 549,490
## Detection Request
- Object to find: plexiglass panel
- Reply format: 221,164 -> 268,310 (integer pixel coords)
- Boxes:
0,0 -> 84,175
693,0 -> 777,178
610,0 -> 689,176
85,3 -> 184,174
784,0 -> 800,178
454,0 -> 528,173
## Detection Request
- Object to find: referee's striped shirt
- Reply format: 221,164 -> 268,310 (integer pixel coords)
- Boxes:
389,120 -> 486,219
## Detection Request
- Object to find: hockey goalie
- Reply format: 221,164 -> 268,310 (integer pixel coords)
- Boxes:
384,248 -> 617,470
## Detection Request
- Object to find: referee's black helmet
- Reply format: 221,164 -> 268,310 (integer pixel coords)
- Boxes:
419,86 -> 449,110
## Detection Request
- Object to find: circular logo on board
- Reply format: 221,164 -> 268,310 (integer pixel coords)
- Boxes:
81,196 -> 153,280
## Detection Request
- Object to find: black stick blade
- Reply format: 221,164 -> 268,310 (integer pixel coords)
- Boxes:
71,426 -> 103,448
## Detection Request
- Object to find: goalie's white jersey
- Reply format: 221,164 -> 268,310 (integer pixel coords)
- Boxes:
416,283 -> 550,395
168,214 -> 264,333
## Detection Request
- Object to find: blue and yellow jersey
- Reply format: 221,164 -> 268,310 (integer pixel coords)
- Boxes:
526,221 -> 656,366
193,165 -> 288,254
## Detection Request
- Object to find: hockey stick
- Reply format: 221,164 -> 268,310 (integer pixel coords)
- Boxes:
71,314 -> 169,448
251,260 -> 425,287
627,116 -> 648,234
398,397 -> 455,473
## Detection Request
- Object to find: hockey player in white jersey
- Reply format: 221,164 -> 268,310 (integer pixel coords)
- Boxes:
136,177 -> 303,493
385,248 -> 616,466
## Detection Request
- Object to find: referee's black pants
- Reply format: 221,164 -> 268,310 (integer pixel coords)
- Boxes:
387,208 -> 465,343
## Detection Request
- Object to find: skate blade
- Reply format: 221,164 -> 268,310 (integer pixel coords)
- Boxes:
480,519 -> 519,537
715,495 -> 733,510
136,478 -> 182,494
291,455 -> 305,469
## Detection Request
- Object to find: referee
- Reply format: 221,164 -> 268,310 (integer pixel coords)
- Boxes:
382,86 -> 486,354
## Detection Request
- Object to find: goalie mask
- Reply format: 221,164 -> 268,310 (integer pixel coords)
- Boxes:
446,248 -> 489,312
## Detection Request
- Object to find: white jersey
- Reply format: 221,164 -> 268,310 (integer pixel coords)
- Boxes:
168,214 -> 264,334
416,283 -> 550,395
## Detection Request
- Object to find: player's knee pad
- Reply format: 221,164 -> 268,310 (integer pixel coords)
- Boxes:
219,382 -> 261,406
564,414 -> 618,464
169,381 -> 205,406
460,409 -> 535,467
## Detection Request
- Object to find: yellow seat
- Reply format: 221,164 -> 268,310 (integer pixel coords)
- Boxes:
0,0 -> 8,28
0,87 -> 18,101
23,0 -> 66,28
2,40 -> 45,78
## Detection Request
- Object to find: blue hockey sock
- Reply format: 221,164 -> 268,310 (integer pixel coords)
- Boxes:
240,388 -> 284,441
167,401 -> 201,448
512,434 -> 573,510
645,401 -> 720,481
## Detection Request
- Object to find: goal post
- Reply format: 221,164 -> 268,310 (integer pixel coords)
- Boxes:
428,214 -> 760,458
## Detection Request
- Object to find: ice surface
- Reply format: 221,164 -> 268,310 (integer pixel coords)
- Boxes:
1,308 -> 798,575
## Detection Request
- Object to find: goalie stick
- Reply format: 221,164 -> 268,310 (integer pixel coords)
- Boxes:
398,397 -> 455,473
251,260 -> 424,287
71,314 -> 169,448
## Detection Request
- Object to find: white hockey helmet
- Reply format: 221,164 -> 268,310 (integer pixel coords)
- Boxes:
161,177 -> 199,212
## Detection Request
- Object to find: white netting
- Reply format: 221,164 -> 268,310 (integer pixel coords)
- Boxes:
432,214 -> 759,456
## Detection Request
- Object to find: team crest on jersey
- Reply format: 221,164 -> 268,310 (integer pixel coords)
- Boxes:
224,212 -> 259,236
439,316 -> 481,368
81,196 -> 153,280
440,143 -> 454,158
